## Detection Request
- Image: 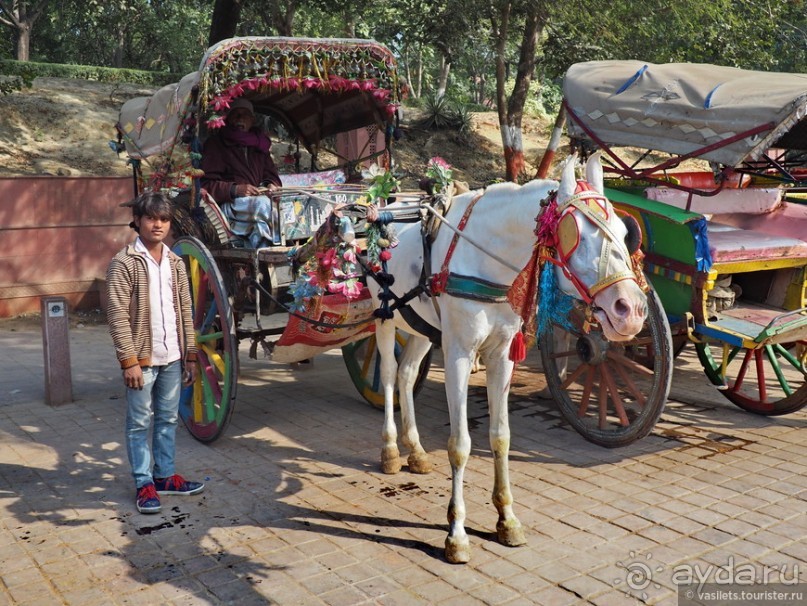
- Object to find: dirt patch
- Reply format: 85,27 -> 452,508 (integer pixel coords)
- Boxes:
0,77 -> 554,184
0,77 -> 155,177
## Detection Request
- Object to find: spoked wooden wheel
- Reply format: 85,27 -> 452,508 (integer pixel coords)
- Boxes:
695,339 -> 807,415
540,290 -> 673,447
172,236 -> 238,442
342,331 -> 433,410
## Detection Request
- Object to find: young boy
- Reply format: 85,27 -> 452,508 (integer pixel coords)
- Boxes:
107,191 -> 204,513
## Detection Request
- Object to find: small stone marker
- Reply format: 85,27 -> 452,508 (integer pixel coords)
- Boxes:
41,296 -> 73,406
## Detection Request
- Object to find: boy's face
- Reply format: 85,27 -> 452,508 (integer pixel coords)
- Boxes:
135,213 -> 171,247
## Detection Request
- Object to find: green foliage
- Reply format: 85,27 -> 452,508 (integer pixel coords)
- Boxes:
31,0 -> 210,73
541,0 -> 807,78
0,76 -> 26,96
421,93 -> 454,129
0,60 -> 179,87
420,93 -> 474,134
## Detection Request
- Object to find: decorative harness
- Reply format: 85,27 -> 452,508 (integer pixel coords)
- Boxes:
428,181 -> 642,307
429,193 -> 513,302
539,181 -> 642,305
360,179 -> 647,357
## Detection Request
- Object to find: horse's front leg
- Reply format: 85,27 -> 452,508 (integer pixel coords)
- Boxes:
443,339 -> 473,564
485,344 -> 526,548
376,320 -> 401,474
397,336 -> 434,474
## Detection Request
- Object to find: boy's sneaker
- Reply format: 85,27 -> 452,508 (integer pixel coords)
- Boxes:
136,483 -> 161,514
154,474 -> 205,496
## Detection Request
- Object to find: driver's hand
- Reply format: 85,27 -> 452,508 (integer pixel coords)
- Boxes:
236,183 -> 261,197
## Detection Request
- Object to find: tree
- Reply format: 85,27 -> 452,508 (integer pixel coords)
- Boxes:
489,1 -> 547,181
0,0 -> 51,60
209,0 -> 243,46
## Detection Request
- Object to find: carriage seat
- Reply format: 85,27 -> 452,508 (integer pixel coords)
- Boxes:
706,221 -> 807,267
199,169 -> 349,247
646,186 -> 783,216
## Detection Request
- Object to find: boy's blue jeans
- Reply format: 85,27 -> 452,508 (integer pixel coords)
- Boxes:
125,362 -> 180,489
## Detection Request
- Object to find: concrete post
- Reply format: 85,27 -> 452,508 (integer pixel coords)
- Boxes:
41,296 -> 73,406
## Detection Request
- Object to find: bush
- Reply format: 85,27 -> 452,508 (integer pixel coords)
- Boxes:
419,93 -> 474,135
0,59 -> 180,92
0,75 -> 26,95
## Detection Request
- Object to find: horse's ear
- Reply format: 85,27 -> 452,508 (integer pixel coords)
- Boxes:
585,151 -> 604,194
557,153 -> 578,203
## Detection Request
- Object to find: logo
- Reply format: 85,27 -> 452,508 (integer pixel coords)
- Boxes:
614,551 -> 665,601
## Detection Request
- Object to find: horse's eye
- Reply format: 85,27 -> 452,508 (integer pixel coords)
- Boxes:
620,213 -> 642,254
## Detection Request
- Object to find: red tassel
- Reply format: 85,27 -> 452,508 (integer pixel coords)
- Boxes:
509,331 -> 526,363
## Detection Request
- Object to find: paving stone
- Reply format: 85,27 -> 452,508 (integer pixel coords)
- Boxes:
1,324 -> 806,605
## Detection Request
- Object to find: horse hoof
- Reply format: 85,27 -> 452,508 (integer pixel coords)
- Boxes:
497,520 -> 527,547
381,447 -> 401,474
445,537 -> 471,564
407,452 -> 432,474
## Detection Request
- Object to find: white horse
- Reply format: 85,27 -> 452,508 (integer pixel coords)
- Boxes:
368,153 -> 648,563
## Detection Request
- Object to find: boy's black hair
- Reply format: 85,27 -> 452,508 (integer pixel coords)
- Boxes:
129,191 -> 173,232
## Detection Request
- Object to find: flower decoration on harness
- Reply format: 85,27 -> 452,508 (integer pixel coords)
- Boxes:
288,215 -> 363,312
362,163 -> 400,272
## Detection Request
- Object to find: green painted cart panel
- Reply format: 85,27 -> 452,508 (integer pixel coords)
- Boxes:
606,187 -> 705,316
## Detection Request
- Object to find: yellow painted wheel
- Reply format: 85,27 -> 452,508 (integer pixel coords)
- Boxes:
172,236 -> 238,442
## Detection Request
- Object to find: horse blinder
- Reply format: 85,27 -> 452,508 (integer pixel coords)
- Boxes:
618,210 -> 642,255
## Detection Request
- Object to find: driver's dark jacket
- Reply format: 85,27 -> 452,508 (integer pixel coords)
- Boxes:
200,130 -> 282,203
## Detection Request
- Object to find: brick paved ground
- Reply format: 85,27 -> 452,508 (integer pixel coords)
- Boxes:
0,318 -> 805,605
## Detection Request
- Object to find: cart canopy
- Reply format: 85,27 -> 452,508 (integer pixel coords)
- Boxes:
563,60 -> 807,167
117,36 -> 406,161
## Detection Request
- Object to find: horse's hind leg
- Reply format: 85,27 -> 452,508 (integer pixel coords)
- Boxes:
376,320 -> 401,474
397,336 -> 433,474
486,347 -> 526,548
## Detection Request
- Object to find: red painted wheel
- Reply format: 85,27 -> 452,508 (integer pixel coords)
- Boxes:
695,340 -> 807,415
540,290 -> 673,447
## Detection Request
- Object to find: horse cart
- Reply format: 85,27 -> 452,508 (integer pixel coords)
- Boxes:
115,36 -> 435,442
546,60 -> 807,432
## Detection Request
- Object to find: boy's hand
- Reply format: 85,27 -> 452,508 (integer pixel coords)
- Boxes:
123,365 -> 144,390
183,362 -> 198,386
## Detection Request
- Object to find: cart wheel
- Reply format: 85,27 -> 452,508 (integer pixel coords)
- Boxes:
694,339 -> 807,415
172,236 -> 238,442
540,289 -> 673,447
342,331 -> 433,410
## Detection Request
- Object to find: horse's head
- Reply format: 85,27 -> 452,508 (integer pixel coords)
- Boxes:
549,153 -> 647,342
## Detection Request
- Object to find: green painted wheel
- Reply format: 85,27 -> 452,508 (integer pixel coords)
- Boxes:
342,331 -> 433,410
541,289 -> 673,448
695,339 -> 807,415
172,236 -> 238,442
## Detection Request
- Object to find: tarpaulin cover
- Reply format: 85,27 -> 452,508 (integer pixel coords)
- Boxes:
563,60 -> 807,167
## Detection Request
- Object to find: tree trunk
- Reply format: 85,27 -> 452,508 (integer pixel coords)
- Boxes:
113,21 -> 126,68
16,24 -> 30,61
416,47 -> 423,99
0,0 -> 50,61
209,0 -> 244,46
491,4 -> 546,181
436,55 -> 451,99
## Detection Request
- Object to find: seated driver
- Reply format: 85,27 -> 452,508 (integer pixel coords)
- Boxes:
201,98 -> 283,247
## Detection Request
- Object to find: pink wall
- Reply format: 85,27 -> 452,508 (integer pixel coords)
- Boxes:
0,176 -> 136,317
